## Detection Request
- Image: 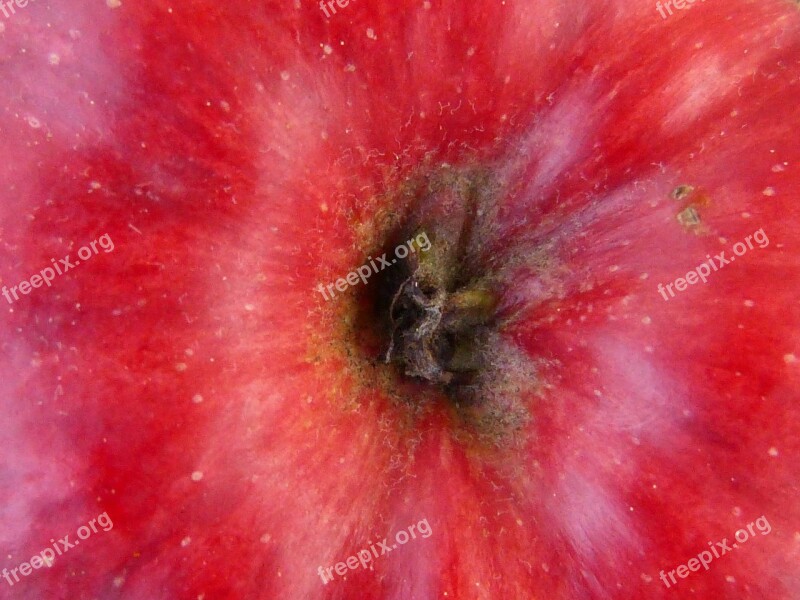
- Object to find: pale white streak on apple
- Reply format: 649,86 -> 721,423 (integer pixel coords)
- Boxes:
656,50 -> 765,135
533,339 -> 685,594
658,515 -> 771,588
0,2 -> 127,167
316,518 -> 432,585
551,470 -> 641,578
1,234 -> 115,307
501,84 -> 602,205
1,511 -> 114,588
503,175 -> 662,311
657,228 -> 768,301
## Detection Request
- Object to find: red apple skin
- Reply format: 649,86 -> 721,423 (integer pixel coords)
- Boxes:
1,0 -> 800,598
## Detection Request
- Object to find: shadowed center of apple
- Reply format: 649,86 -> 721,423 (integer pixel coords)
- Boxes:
350,165 -> 534,441
381,239 -> 497,387
365,167 -> 498,391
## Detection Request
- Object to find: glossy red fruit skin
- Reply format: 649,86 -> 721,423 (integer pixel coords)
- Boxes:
1,0 -> 800,598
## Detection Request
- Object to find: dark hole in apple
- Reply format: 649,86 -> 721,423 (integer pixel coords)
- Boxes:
352,166 -> 501,398
346,165 -> 536,445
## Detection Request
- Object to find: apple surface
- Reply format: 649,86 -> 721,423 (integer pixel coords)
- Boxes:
1,0 -> 799,598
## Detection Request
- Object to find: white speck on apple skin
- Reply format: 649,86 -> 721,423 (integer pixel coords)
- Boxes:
191,471 -> 203,482
768,447 -> 779,457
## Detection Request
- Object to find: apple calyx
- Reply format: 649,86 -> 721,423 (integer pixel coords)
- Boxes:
383,251 -> 497,386
379,166 -> 501,390
347,165 -> 534,444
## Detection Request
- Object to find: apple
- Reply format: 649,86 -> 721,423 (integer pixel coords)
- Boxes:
1,0 -> 799,598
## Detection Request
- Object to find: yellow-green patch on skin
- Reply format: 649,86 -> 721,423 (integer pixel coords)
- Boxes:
446,286 -> 498,324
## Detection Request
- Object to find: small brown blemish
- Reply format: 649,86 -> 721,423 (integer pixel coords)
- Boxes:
671,185 -> 710,234
670,184 -> 694,200
677,205 -> 701,228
